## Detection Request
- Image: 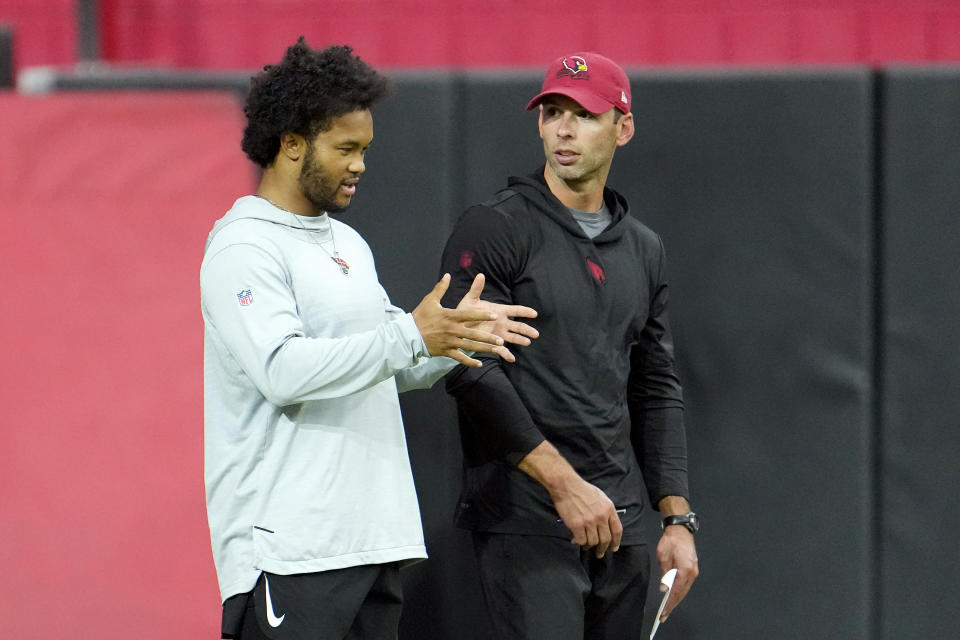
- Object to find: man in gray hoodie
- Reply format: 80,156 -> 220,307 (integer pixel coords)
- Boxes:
201,38 -> 538,639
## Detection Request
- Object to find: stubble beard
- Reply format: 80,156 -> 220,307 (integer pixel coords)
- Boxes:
546,153 -> 592,187
543,137 -> 598,186
544,140 -> 617,191
299,144 -> 348,214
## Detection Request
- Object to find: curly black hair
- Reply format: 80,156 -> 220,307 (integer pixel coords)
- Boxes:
241,37 -> 391,167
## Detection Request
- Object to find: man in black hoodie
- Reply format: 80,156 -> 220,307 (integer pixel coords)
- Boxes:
440,53 -> 699,639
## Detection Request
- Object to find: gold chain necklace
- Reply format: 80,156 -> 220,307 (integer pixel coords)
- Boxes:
256,195 -> 350,276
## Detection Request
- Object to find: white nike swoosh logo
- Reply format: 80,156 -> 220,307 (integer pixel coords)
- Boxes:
264,575 -> 285,627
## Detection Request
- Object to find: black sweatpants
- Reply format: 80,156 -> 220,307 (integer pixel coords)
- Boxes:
472,532 -> 650,640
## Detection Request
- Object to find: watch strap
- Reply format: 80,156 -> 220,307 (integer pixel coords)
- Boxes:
661,511 -> 699,534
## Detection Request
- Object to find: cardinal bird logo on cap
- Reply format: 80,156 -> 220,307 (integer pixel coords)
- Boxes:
562,56 -> 588,74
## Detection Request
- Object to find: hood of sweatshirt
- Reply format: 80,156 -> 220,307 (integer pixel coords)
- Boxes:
205,195 -> 334,252
506,168 -> 631,244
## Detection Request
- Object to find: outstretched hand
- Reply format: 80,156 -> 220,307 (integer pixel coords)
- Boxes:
412,274 -> 517,368
455,273 -> 539,363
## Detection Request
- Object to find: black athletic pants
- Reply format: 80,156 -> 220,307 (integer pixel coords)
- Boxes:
222,563 -> 403,640
472,532 -> 650,640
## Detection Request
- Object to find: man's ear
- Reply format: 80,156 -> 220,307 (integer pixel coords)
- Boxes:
616,112 -> 634,147
279,133 -> 305,162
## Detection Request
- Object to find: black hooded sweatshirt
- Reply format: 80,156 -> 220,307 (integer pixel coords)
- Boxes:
440,169 -> 688,543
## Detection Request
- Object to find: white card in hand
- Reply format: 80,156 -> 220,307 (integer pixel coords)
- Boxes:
648,568 -> 678,640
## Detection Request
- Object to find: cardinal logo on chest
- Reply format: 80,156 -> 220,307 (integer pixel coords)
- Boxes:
585,258 -> 606,284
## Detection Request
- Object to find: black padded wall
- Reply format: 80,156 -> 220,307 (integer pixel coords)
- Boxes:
879,67 -> 960,640
456,73 -> 544,212
614,71 -> 876,640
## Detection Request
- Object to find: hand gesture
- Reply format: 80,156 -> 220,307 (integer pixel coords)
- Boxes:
455,273 -> 539,363
412,274 -> 514,368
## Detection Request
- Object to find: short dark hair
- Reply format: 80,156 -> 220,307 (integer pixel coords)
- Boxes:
241,37 -> 391,167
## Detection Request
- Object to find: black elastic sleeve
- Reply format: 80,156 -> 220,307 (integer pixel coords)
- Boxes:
628,236 -> 690,505
440,205 -> 546,464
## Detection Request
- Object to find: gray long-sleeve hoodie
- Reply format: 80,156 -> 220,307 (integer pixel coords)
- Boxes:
201,196 -> 453,602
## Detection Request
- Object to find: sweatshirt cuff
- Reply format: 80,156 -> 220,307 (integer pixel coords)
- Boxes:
396,312 -> 431,361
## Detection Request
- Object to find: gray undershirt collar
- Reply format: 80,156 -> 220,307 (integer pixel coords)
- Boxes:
568,202 -> 612,239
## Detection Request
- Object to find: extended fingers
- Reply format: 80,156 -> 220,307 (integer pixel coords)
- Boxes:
454,273 -> 486,309
499,304 -> 538,320
461,341 -> 516,363
456,327 -> 505,346
501,321 -> 539,345
513,320 -> 540,339
427,273 -> 452,303
446,348 -> 483,368
465,273 -> 486,300
447,308 -> 498,324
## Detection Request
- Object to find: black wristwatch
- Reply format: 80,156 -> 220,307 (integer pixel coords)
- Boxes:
662,512 -> 699,535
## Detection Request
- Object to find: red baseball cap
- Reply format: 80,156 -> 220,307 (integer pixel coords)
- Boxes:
526,52 -> 631,114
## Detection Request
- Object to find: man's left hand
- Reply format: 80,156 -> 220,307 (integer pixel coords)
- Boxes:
655,525 -> 699,622
456,274 -> 539,362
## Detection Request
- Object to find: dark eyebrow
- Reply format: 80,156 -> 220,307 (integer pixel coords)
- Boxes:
338,139 -> 373,148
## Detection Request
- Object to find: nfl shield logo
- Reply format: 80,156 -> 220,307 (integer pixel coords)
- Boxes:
237,289 -> 253,306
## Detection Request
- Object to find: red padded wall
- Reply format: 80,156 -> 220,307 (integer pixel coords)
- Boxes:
3,0 -> 960,78
95,0 -> 960,69
0,93 -> 253,637
0,0 -> 75,68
